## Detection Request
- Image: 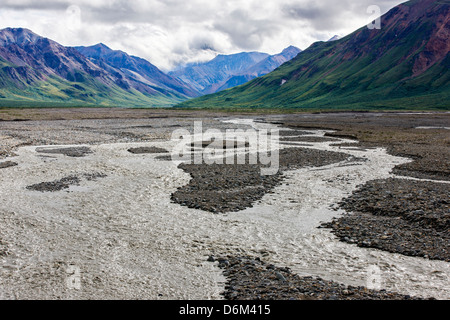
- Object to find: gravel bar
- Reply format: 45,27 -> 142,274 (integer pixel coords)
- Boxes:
0,161 -> 18,169
26,172 -> 107,192
322,178 -> 450,261
172,148 -> 352,213
36,146 -> 93,158
211,255 -> 428,300
128,147 -> 169,154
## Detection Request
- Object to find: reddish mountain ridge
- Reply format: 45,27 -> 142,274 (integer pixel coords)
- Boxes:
178,0 -> 450,110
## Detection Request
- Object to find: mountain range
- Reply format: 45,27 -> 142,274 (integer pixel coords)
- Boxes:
0,28 -> 199,107
178,0 -> 450,110
168,46 -> 301,95
74,43 -> 199,98
1,0 -> 448,110
0,28 -> 301,107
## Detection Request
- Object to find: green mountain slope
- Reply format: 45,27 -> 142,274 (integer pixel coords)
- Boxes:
177,0 -> 450,111
0,28 -> 188,108
0,67 -> 183,108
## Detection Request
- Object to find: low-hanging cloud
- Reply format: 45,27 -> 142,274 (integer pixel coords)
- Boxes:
0,0 -> 405,71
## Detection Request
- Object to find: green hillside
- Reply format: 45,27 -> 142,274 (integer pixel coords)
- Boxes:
0,68 -> 185,108
177,0 -> 450,111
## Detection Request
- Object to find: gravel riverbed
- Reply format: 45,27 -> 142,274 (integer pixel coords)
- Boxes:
322,178 -> 449,261
0,110 -> 448,300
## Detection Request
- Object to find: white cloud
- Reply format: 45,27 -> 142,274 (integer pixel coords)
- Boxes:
0,0 -> 406,71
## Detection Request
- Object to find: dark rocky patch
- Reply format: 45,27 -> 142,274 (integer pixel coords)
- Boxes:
281,136 -> 339,143
324,132 -> 358,140
129,125 -> 154,129
385,143 -> 450,181
190,140 -> 250,150
27,176 -> 81,192
172,148 -> 351,213
271,113 -> 450,182
172,163 -> 283,213
278,130 -> 312,136
0,161 -> 18,169
155,155 -> 174,161
392,166 -> 450,181
128,146 -> 169,154
36,146 -> 92,158
322,178 -> 450,261
277,148 -> 350,170
0,239 -> 9,257
26,172 -> 107,192
212,255 -> 427,300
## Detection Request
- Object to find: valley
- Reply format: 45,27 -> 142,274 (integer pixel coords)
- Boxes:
0,109 -> 448,300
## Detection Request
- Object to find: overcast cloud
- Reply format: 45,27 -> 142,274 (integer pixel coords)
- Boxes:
0,0 -> 405,71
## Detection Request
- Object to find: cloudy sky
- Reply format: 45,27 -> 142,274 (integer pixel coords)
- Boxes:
0,0 -> 406,71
